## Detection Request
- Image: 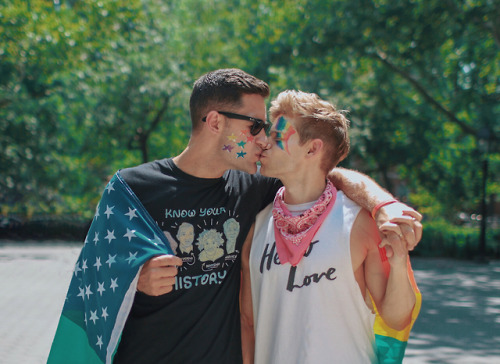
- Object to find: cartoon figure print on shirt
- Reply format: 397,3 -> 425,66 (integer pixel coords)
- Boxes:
223,218 -> 240,254
163,222 -> 196,269
162,207 -> 242,291
177,222 -> 195,254
197,229 -> 225,262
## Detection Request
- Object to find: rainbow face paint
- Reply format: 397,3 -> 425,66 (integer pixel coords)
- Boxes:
221,129 -> 254,159
275,116 -> 296,153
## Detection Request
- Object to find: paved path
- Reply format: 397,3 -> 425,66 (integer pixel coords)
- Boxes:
404,257 -> 500,364
0,241 -> 499,363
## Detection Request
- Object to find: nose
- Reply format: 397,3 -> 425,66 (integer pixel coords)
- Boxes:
254,129 -> 270,150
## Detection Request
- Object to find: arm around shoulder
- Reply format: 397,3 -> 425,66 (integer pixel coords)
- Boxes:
328,167 -> 393,212
329,167 -> 423,250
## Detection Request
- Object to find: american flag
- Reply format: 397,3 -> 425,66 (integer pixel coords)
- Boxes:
48,172 -> 172,364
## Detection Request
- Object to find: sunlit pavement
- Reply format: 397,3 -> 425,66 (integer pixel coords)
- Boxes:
1,242 -> 499,364
404,257 -> 500,364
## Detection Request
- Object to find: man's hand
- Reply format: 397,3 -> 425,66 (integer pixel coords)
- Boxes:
375,202 -> 423,252
379,231 -> 411,266
137,255 -> 183,296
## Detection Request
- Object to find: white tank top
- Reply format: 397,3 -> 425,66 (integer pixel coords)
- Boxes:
250,192 -> 377,364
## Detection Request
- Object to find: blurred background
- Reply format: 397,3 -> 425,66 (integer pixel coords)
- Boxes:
1,0 -> 499,258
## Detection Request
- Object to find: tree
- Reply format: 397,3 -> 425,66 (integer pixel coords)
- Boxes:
235,0 -> 499,218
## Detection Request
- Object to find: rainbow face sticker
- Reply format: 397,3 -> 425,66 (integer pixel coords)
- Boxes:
275,116 -> 296,153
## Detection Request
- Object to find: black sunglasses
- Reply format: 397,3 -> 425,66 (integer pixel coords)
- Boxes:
202,111 -> 271,136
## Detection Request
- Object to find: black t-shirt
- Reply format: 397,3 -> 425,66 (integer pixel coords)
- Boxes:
113,158 -> 281,364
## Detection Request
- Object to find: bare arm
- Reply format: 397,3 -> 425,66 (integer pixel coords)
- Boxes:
329,167 -> 423,250
240,224 -> 256,364
352,210 -> 416,330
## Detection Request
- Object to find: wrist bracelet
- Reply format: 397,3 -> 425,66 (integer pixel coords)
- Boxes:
371,199 -> 398,219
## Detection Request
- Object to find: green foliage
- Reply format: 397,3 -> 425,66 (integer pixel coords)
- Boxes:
413,219 -> 500,260
1,0 -> 498,256
235,0 -> 499,221
1,0 -> 194,217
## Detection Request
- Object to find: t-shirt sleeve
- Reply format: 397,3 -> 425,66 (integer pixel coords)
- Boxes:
118,161 -> 163,201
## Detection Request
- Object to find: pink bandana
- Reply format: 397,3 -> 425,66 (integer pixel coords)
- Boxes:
272,180 -> 337,266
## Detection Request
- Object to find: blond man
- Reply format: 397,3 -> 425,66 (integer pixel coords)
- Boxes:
241,91 -> 421,364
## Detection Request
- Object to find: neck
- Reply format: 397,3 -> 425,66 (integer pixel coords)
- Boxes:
281,170 -> 327,205
172,138 -> 226,178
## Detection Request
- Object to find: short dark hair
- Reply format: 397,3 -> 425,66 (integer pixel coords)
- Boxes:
189,69 -> 270,131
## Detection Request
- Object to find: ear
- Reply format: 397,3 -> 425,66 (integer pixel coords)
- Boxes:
306,139 -> 323,158
204,110 -> 224,134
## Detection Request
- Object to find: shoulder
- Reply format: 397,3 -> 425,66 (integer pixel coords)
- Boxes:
118,159 -> 175,200
333,191 -> 362,222
351,207 -> 380,251
119,159 -> 171,186
120,158 -> 169,177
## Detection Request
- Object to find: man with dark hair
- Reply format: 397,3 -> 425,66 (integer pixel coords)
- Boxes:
49,69 -> 421,364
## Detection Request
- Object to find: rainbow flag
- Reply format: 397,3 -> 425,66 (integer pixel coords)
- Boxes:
47,172 -> 173,364
373,248 -> 422,364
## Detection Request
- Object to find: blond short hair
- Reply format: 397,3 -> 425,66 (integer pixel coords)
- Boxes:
269,90 -> 350,172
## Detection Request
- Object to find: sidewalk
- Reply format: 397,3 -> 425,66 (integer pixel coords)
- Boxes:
404,257 -> 500,363
1,241 -> 499,363
0,242 -> 81,364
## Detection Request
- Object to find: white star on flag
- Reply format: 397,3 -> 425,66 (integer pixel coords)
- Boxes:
125,251 -> 138,264
85,285 -> 93,299
110,277 -> 118,292
105,182 -> 115,194
106,254 -> 117,268
94,257 -> 102,271
89,310 -> 99,324
104,205 -> 115,219
105,229 -> 116,243
77,287 -> 85,300
96,335 -> 103,349
93,232 -> 99,245
97,281 -> 106,296
124,228 -> 136,242
125,207 -> 138,220
74,262 -> 82,277
102,307 -> 109,321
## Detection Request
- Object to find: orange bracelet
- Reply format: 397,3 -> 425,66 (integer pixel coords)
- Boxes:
371,199 -> 398,219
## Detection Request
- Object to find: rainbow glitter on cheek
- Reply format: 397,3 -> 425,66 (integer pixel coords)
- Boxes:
275,116 -> 296,153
